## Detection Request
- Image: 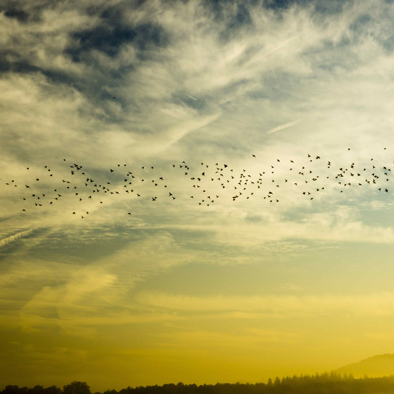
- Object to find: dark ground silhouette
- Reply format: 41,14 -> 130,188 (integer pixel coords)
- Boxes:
4,373 -> 394,394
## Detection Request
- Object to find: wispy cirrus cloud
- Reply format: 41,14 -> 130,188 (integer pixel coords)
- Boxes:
267,119 -> 302,134
0,228 -> 33,249
137,291 -> 394,317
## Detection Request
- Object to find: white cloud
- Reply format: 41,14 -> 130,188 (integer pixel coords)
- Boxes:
2,0 -> 394,329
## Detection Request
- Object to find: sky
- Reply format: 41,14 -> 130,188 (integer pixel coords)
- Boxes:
2,0 -> 394,391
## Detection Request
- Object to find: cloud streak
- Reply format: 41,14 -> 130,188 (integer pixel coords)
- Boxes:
137,291 -> 394,317
267,119 -> 302,134
0,228 -> 33,249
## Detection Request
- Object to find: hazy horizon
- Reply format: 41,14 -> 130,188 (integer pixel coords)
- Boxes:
2,0 -> 394,391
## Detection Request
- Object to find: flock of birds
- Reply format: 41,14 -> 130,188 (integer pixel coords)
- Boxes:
1,148 -> 393,219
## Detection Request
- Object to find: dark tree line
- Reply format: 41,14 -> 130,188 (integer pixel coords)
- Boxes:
4,374 -> 394,394
2,382 -> 89,394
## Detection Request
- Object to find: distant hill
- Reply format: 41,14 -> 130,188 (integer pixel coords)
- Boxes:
335,354 -> 394,377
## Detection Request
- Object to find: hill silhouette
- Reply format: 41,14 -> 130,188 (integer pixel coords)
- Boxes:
334,354 -> 394,377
